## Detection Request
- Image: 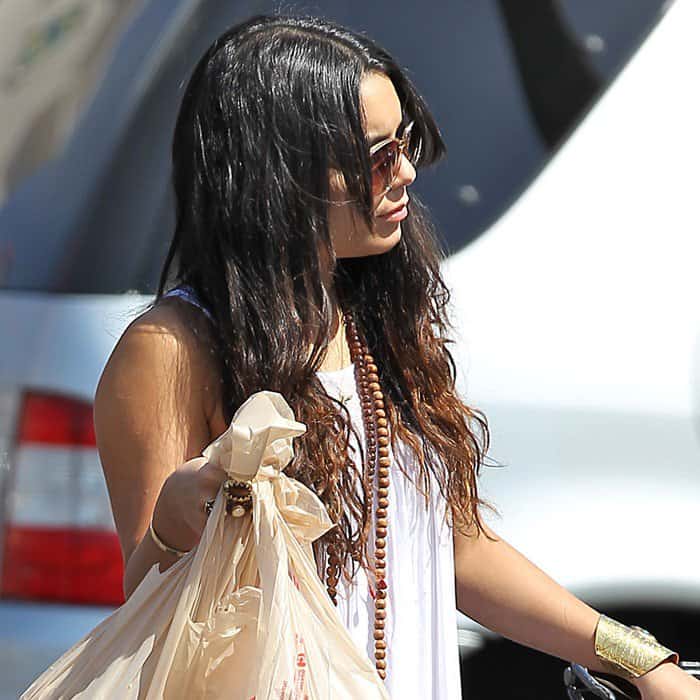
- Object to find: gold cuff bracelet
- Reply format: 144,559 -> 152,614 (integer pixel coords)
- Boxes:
594,614 -> 679,679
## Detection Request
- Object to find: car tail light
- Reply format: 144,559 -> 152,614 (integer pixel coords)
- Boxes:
1,392 -> 124,605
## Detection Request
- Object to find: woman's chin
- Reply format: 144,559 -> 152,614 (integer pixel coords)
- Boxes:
369,222 -> 402,252
373,209 -> 406,238
334,223 -> 402,258
374,219 -> 402,238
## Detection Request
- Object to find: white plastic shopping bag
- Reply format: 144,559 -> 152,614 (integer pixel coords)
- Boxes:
21,390 -> 390,699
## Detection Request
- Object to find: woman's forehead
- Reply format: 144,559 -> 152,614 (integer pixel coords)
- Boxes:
360,72 -> 403,144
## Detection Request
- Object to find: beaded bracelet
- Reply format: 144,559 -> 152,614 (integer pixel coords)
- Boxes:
148,519 -> 189,558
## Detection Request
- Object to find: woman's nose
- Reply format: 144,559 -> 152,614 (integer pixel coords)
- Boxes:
394,153 -> 416,189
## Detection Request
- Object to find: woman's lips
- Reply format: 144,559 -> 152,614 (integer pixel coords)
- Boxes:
378,198 -> 409,223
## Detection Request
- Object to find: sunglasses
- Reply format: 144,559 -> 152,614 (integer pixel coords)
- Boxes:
369,121 -> 415,195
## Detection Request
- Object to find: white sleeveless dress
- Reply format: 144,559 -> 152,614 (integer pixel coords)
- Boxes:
317,364 -> 462,700
163,287 -> 462,698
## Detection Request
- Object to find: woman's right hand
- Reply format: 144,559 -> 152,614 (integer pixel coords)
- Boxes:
151,457 -> 229,553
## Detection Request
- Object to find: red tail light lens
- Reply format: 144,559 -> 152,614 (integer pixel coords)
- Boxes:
1,391 -> 124,605
17,393 -> 96,446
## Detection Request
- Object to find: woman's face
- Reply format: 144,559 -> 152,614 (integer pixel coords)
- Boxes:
327,71 -> 416,259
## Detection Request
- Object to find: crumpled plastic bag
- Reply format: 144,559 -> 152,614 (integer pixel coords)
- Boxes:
21,390 -> 390,699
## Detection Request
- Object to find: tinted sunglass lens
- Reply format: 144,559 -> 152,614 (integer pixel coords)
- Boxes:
371,142 -> 398,193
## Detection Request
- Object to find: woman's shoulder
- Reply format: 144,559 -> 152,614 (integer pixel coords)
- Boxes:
117,295 -> 211,369
160,285 -> 215,322
96,296 -> 225,437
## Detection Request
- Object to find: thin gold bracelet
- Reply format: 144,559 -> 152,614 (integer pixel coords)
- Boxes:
148,519 -> 188,558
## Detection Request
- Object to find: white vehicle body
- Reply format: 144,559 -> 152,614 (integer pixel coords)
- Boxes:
444,5 -> 700,686
446,0 -> 700,606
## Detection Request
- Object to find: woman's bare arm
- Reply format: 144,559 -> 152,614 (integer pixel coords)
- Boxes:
94,303 -> 224,599
453,523 -> 603,670
453,524 -> 698,697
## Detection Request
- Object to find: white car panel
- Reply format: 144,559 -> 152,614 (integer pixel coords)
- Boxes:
445,0 -> 700,608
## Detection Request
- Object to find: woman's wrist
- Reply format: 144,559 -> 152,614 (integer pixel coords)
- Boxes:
631,658 -> 677,689
148,519 -> 189,558
124,512 -> 186,598
151,471 -> 198,553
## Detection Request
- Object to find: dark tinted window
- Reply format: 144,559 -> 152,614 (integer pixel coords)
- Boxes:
0,0 -> 669,293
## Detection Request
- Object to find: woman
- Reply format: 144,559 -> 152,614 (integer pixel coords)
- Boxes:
94,14 -> 697,699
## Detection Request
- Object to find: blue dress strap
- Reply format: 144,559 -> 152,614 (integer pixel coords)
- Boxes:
161,284 -> 215,322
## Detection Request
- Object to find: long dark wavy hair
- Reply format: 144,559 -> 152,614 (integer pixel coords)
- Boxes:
156,14 -> 490,581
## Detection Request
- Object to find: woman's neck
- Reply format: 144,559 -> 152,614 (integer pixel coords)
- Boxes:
317,304 -> 352,372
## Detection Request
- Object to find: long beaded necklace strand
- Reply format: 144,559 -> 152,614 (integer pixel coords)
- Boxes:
323,310 -> 390,681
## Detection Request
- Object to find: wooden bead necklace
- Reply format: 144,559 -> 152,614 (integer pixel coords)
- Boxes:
324,309 -> 390,681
